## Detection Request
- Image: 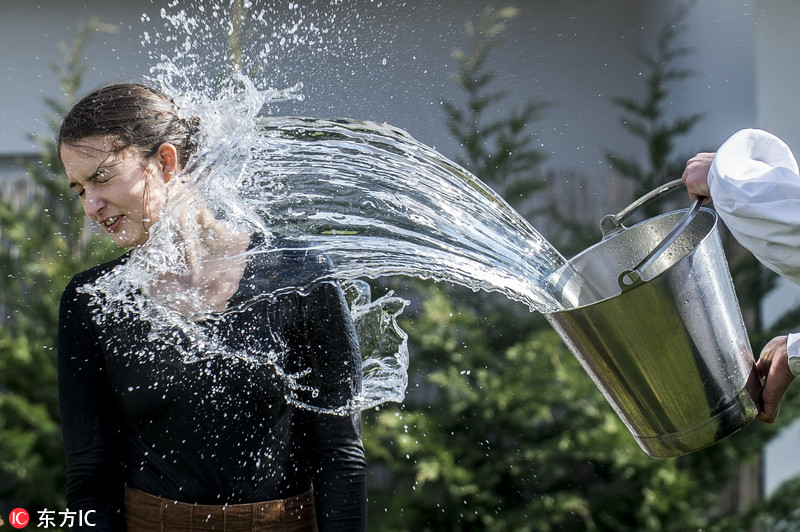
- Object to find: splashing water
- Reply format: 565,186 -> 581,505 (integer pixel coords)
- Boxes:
244,115 -> 568,307
80,2 -> 571,413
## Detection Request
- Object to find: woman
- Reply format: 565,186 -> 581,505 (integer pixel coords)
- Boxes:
57,83 -> 366,531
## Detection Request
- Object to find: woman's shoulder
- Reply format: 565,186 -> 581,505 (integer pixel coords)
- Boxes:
63,252 -> 131,298
246,234 -> 334,289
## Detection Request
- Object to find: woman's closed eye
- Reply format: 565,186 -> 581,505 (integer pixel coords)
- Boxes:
94,168 -> 113,183
69,183 -> 86,198
69,169 -> 114,198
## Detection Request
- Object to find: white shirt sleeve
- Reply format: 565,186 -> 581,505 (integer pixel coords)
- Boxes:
709,128 -> 800,286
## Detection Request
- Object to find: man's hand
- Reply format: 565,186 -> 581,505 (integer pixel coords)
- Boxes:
756,335 -> 796,422
681,152 -> 715,203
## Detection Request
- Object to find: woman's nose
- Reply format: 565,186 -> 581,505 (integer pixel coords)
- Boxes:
81,190 -> 107,219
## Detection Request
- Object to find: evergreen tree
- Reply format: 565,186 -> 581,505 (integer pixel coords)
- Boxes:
0,18 -> 118,511
604,1 -> 703,215
441,5 -> 549,221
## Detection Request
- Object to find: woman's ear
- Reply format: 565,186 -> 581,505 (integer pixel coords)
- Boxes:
155,142 -> 179,183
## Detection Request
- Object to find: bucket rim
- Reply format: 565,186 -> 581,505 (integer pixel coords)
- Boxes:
547,206 -> 718,313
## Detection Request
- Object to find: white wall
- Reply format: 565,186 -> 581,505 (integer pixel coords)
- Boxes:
756,0 -> 800,149
652,0 -> 758,152
0,0 -> 645,171
0,1 -> 152,154
0,0 -> 759,171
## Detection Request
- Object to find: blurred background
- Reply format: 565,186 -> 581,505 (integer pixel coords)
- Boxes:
3,0 -> 800,529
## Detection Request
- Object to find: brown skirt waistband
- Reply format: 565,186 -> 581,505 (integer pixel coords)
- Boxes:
123,486 -> 317,532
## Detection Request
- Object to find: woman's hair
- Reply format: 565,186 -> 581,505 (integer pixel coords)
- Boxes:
58,83 -> 200,167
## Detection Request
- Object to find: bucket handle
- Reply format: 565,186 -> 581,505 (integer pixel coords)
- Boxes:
600,178 -> 689,237
598,179 -> 703,290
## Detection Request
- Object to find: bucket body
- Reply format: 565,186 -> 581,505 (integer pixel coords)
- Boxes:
546,208 -> 758,458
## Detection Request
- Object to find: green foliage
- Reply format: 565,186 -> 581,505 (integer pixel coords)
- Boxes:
366,288 -> 635,531
0,18 -> 118,510
605,1 -> 704,213
364,285 -> 759,531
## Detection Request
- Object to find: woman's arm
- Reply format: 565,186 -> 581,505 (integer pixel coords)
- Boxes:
58,278 -> 126,531
300,281 -> 367,531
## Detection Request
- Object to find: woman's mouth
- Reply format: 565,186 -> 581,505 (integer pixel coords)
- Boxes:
101,215 -> 123,232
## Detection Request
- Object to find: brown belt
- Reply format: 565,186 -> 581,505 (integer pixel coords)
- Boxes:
123,486 -> 317,531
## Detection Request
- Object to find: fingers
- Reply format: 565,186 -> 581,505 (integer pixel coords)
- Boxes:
744,364 -> 764,414
755,336 -> 795,423
756,355 -> 782,423
681,152 -> 715,204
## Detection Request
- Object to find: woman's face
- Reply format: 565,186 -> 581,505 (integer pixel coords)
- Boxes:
60,136 -> 171,248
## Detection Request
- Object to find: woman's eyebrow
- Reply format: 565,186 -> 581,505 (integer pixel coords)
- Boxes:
68,165 -> 110,190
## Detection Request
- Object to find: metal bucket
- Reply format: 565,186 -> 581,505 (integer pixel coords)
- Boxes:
546,179 -> 760,458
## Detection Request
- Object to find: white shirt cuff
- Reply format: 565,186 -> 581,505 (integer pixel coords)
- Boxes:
786,333 -> 800,376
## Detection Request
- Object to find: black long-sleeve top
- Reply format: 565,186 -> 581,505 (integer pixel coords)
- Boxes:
57,242 -> 366,531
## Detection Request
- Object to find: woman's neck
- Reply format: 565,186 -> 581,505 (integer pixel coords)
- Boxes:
145,206 -> 253,316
